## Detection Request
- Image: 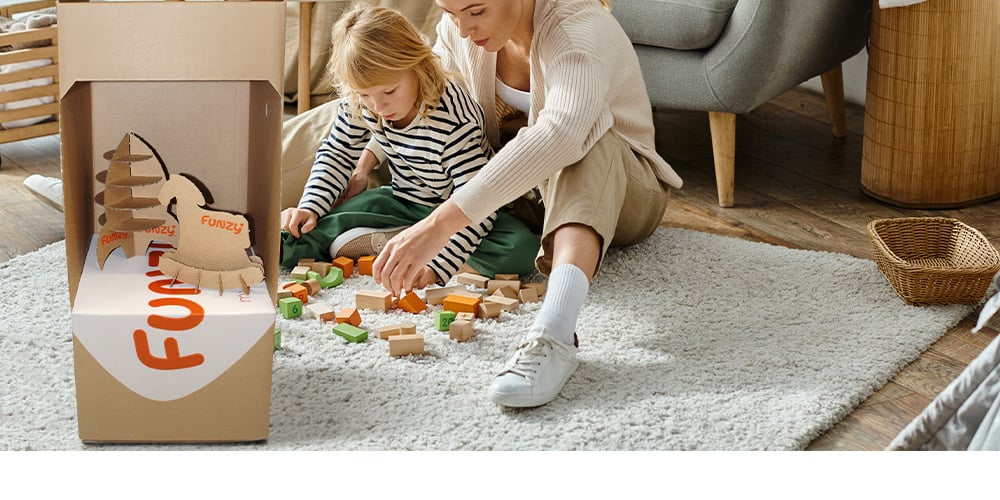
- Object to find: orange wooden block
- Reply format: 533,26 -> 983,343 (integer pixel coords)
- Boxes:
332,256 -> 354,279
286,283 -> 309,304
336,307 -> 362,327
397,291 -> 427,313
357,255 -> 375,275
442,293 -> 482,315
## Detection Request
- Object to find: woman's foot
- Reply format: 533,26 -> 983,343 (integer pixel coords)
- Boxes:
488,327 -> 579,408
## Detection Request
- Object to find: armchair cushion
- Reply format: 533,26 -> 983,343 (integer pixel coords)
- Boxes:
611,0 -> 738,50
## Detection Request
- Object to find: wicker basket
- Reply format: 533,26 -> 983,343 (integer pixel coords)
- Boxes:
868,217 -> 1000,306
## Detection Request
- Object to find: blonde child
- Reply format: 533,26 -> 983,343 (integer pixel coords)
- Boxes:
280,5 -> 538,287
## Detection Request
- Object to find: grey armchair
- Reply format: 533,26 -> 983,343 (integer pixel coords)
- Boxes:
611,0 -> 871,207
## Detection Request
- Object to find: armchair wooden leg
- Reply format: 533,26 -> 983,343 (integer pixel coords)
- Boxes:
708,111 -> 736,208
820,64 -> 848,138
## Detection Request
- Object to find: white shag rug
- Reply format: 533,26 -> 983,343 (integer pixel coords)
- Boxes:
0,228 -> 973,450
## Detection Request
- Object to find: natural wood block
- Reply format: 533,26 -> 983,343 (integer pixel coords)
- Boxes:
297,258 -> 315,267
492,285 -> 518,299
303,278 -> 321,295
484,295 -> 518,311
310,261 -> 333,276
305,302 -> 335,322
389,333 -> 424,356
455,312 -> 475,322
518,287 -> 539,303
477,300 -> 501,319
486,279 -> 520,295
448,319 -> 474,342
494,274 -> 519,280
521,282 -> 546,297
290,265 -> 311,281
423,284 -> 467,305
276,289 -> 292,300
375,322 -> 417,339
357,289 -> 393,311
455,272 -> 489,288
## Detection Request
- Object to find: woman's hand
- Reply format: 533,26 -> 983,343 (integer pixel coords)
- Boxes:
281,208 -> 318,238
373,199 -> 472,295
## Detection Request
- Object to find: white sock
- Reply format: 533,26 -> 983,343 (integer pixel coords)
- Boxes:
531,263 -> 589,346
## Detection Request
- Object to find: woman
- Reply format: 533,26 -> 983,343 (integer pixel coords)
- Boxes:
285,0 -> 682,408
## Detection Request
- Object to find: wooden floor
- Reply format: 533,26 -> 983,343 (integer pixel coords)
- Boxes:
1,89 -> 997,450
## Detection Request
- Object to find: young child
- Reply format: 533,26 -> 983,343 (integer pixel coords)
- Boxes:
280,5 -> 538,288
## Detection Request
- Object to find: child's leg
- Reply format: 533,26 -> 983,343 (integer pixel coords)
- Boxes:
280,187 -> 423,267
464,209 -> 540,278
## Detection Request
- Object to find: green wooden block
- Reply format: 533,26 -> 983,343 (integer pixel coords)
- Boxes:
333,323 -> 368,343
434,310 -> 457,331
278,297 -> 302,319
273,329 -> 282,351
317,267 -> 344,288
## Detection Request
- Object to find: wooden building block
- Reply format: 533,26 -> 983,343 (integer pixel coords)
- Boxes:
424,284 -> 468,305
477,300 -> 501,319
357,255 -> 375,275
455,312 -> 475,322
278,297 -> 302,319
297,258 -> 315,267
332,256 -> 354,279
276,288 -> 292,300
336,307 -> 362,327
494,274 -> 520,281
286,283 -> 309,304
305,302 -> 336,322
484,295 -> 519,311
455,272 -> 489,288
333,323 -> 368,343
434,310 -> 457,331
521,282 -> 546,297
375,322 -> 417,339
389,334 -> 424,356
357,289 -> 393,311
442,293 -> 482,315
492,285 -> 519,299
448,319 -> 474,342
317,267 -> 344,288
397,291 -> 427,313
486,279 -> 521,295
290,265 -> 312,281
518,287 -> 539,303
303,278 -> 322,295
311,261 -> 333,276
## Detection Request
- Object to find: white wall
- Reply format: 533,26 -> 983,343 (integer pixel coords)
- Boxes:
801,50 -> 869,106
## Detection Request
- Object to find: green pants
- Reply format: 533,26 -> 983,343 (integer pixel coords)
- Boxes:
280,186 -> 541,278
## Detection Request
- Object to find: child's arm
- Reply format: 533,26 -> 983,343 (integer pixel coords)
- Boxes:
425,120 -> 499,284
297,100 -> 372,219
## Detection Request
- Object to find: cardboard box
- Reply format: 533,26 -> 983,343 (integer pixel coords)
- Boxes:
59,0 -> 284,442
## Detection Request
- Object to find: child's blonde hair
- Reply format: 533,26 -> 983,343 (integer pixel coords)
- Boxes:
328,5 -> 448,123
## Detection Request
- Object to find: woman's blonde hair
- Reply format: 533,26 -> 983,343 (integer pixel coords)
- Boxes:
327,5 -> 448,123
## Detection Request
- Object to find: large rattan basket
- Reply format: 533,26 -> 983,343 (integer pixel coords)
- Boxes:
868,217 -> 1000,306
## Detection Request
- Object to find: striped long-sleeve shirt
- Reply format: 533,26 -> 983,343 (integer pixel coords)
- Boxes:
297,80 -> 496,283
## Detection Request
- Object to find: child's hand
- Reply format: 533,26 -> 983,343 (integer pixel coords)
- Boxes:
333,168 -> 371,208
414,267 -> 440,290
281,208 -> 318,238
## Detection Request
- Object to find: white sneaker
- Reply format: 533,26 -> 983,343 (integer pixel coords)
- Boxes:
330,226 -> 406,259
23,174 -> 63,212
488,328 -> 579,408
